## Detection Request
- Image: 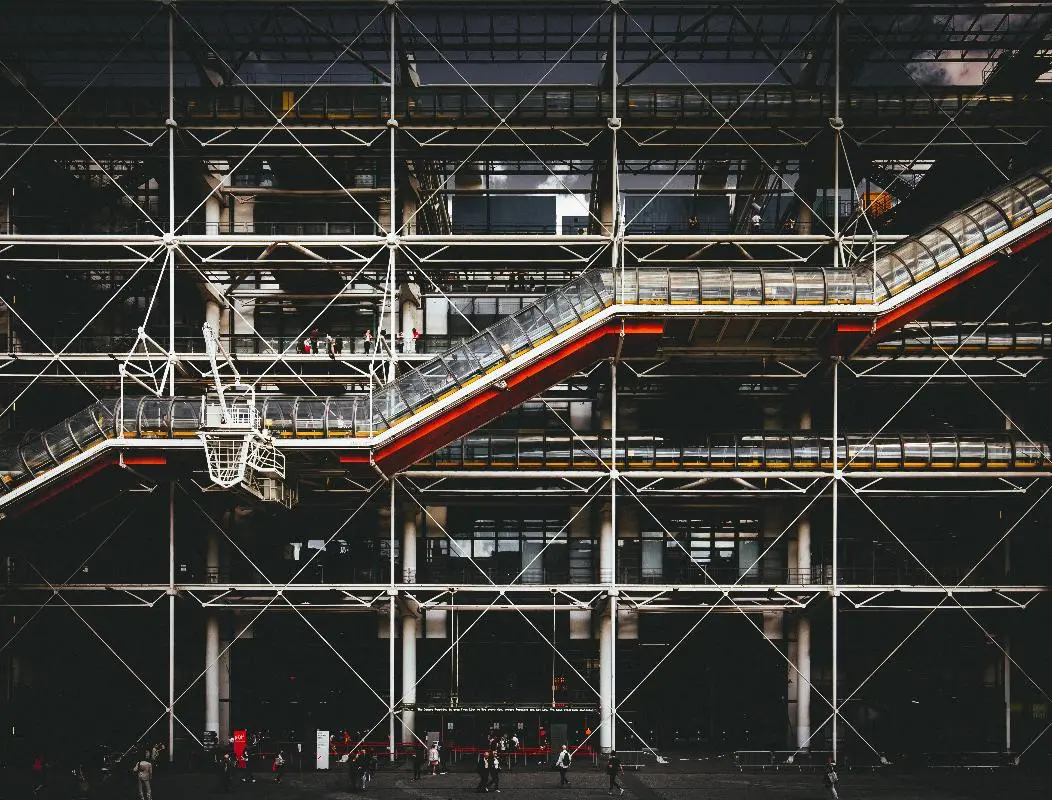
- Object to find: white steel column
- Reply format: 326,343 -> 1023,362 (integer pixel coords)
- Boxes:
599,352 -> 618,753
401,506 -> 418,743
166,5 -> 176,395
1004,636 -> 1012,753
831,357 -> 840,761
167,481 -> 175,762
205,530 -> 220,738
388,479 -> 397,760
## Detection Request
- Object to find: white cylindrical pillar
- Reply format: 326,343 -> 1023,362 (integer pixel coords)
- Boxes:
218,642 -> 230,745
402,510 -> 418,583
205,615 -> 220,737
401,612 -> 417,744
598,598 -> 614,754
796,615 -> 812,749
205,529 -> 221,737
400,282 -> 421,354
401,509 -> 419,743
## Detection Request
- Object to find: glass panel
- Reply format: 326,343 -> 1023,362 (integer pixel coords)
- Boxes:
700,269 -> 731,303
138,398 -> 170,436
547,437 -> 572,466
617,269 -> 639,303
490,436 -> 516,467
21,436 -> 54,475
637,270 -> 669,303
120,398 -> 141,435
0,448 -> 28,489
559,275 -> 602,320
1014,441 -> 1043,467
846,436 -> 875,467
792,436 -> 819,467
586,268 -> 617,305
986,438 -> 1011,466
894,241 -> 936,283
763,270 -> 794,303
518,436 -> 544,465
940,213 -> 986,255
710,435 -> 736,466
418,359 -> 458,399
487,315 -> 531,360
44,425 -> 79,463
795,271 -> 825,303
931,438 -> 957,466
171,399 -> 200,436
737,435 -> 763,467
394,369 -> 436,413
765,436 -> 791,465
68,406 -> 106,450
854,273 -> 875,304
535,288 -> 582,331
903,438 -> 930,467
1015,174 -> 1052,214
326,399 -> 358,436
626,438 -> 655,467
513,304 -> 558,346
826,271 -> 857,303
295,399 -> 327,435
669,270 -> 699,303
967,200 -> 1009,242
731,270 -> 762,304
918,229 -> 959,269
988,186 -> 1033,227
874,436 -> 902,467
959,437 -> 985,466
465,332 -> 507,373
262,398 -> 296,436
443,345 -> 483,384
380,385 -> 412,425
96,398 -> 119,438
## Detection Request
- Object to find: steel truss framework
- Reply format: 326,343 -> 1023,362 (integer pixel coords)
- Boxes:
1,0 -> 1052,772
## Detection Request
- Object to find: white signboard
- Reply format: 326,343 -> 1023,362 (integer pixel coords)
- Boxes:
316,730 -> 330,771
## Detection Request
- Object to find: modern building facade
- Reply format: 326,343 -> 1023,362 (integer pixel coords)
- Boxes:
1,0 -> 1051,767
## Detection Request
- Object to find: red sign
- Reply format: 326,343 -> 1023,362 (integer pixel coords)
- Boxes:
233,730 -> 247,768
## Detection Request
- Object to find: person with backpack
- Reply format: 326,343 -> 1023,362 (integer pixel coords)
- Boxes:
606,751 -> 625,796
475,751 -> 491,793
823,761 -> 840,799
132,752 -> 154,800
554,744 -> 571,786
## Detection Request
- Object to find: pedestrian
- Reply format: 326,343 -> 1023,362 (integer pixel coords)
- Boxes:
272,749 -> 286,783
362,329 -> 373,353
750,212 -> 762,233
606,751 -> 624,795
303,336 -> 312,354
555,744 -> 571,786
475,750 -> 490,793
823,761 -> 840,799
487,749 -> 501,792
132,752 -> 154,800
411,326 -> 421,353
310,328 -> 320,354
428,742 -> 440,775
509,733 -> 519,770
220,752 -> 234,793
413,743 -> 426,780
326,333 -> 337,360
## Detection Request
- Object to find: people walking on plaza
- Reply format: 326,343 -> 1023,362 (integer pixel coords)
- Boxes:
428,742 -> 440,775
555,744 -> 572,786
414,743 -> 426,779
606,751 -> 624,795
133,752 -> 154,800
475,751 -> 491,793
487,748 -> 502,792
220,752 -> 234,793
272,749 -> 286,783
823,761 -> 840,799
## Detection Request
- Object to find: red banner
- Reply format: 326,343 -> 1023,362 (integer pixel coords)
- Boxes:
233,730 -> 247,768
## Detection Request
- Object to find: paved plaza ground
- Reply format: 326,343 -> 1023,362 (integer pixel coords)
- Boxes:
17,757 -> 1047,800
